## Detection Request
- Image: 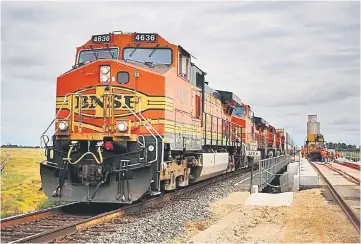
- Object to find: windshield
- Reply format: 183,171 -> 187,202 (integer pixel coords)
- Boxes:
78,48 -> 118,64
123,48 -> 172,65
233,106 -> 246,117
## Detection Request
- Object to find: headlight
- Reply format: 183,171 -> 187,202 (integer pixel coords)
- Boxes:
100,65 -> 110,83
100,74 -> 110,83
100,66 -> 110,74
58,121 -> 68,131
117,121 -> 128,132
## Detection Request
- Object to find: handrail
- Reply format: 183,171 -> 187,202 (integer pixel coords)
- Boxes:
138,98 -> 164,160
40,86 -> 97,143
138,98 -> 164,190
259,155 -> 290,189
39,92 -> 82,161
120,98 -> 159,165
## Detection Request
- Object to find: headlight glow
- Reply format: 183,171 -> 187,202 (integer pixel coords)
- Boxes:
117,121 -> 128,132
100,66 -> 110,74
100,65 -> 110,83
100,74 -> 110,83
58,121 -> 68,131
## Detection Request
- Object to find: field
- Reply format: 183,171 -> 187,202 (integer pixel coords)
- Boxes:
1,148 -> 51,218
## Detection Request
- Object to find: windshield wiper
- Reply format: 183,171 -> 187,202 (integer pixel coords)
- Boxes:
129,44 -> 140,57
125,59 -> 154,68
152,63 -> 171,67
89,46 -> 98,60
107,49 -> 115,59
149,44 -> 160,58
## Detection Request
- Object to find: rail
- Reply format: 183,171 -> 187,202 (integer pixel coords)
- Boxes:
1,167 -> 252,243
325,163 -> 360,185
309,160 -> 360,233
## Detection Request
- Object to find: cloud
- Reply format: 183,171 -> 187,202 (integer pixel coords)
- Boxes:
1,1 -> 360,147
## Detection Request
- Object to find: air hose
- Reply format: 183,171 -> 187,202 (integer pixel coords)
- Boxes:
66,145 -> 104,164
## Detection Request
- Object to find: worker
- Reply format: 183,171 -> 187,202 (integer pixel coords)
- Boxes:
331,152 -> 334,161
301,146 -> 305,158
321,149 -> 326,163
324,150 -> 329,163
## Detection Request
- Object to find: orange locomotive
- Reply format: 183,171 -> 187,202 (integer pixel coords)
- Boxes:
40,31 -> 295,203
40,32 -> 249,203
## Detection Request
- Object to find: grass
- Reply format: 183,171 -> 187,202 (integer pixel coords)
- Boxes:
1,148 -> 54,218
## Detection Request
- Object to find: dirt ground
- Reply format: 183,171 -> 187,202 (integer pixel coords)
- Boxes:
170,189 -> 360,243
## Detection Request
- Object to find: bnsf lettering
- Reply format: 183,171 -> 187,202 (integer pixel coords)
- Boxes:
75,95 -> 133,109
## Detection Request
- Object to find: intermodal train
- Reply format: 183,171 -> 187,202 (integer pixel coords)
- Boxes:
40,32 -> 296,203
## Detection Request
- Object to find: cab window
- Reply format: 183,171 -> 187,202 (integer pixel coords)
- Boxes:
78,48 -> 118,64
123,48 -> 172,65
248,108 -> 254,119
232,106 -> 246,118
179,52 -> 190,80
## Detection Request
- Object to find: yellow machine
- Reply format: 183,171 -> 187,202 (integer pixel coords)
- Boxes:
306,115 -> 325,161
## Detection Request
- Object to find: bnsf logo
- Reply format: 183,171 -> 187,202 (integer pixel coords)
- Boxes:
74,95 -> 133,110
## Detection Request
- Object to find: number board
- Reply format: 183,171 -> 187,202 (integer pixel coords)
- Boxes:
250,141 -> 258,151
246,150 -> 261,157
134,33 -> 158,42
92,34 -> 112,43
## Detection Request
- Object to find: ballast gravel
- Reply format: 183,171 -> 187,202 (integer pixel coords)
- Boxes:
61,170 -> 252,243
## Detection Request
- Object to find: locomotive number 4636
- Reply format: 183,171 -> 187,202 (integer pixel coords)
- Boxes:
134,33 -> 157,42
92,34 -> 111,43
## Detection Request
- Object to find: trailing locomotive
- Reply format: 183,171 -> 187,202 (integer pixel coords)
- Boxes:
40,31 -> 295,204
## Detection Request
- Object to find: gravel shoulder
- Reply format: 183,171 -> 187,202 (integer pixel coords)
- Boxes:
187,188 -> 360,243
59,171 -> 252,243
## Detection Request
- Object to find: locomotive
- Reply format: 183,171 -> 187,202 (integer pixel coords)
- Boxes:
40,31 -> 295,203
306,115 -> 325,161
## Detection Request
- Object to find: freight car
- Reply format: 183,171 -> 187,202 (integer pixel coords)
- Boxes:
40,31 -> 295,204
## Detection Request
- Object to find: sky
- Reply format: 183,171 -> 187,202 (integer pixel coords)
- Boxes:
1,1 -> 360,147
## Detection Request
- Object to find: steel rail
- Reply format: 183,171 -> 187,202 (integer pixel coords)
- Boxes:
309,160 -> 360,233
5,167 -> 253,243
0,202 -> 78,229
324,163 -> 360,185
333,160 -> 361,170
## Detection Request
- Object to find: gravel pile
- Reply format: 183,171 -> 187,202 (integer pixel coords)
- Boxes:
61,171 -> 252,243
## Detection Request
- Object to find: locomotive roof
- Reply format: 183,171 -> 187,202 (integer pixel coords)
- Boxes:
254,116 -> 269,129
81,32 -> 195,58
216,90 -> 242,106
204,83 -> 222,100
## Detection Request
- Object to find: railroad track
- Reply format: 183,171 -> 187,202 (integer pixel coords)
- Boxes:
309,159 -> 360,233
0,202 -> 122,243
334,159 -> 361,170
325,163 -> 360,184
1,165 -> 258,243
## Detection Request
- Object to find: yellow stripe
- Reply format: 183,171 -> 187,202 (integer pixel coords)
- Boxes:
73,122 -> 103,132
